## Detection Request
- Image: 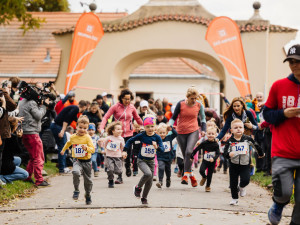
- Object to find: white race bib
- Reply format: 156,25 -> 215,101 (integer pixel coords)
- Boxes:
73,144 -> 87,158
231,142 -> 249,155
141,144 -> 156,158
204,151 -> 216,161
163,141 -> 171,152
106,141 -> 120,152
135,141 -> 141,144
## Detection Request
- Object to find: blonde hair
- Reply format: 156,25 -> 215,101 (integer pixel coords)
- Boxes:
231,118 -> 243,128
186,86 -> 199,98
207,118 -> 219,133
157,122 -> 168,131
106,121 -> 122,136
206,126 -> 217,134
77,115 -> 89,125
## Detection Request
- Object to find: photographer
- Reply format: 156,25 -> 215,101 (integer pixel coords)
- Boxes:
19,84 -> 49,187
0,87 -> 17,187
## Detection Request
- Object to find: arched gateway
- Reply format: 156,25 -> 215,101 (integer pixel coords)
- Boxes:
53,0 -> 297,109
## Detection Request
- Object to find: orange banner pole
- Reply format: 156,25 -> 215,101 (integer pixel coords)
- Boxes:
205,16 -> 251,97
64,12 -> 104,94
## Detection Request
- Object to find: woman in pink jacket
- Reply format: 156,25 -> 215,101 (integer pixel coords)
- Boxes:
100,89 -> 143,177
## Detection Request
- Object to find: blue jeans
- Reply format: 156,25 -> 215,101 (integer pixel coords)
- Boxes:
91,153 -> 99,172
0,157 -> 29,183
50,123 -> 67,173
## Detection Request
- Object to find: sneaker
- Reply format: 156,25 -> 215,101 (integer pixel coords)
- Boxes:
126,168 -> 132,177
85,194 -> 92,205
42,170 -> 48,176
181,175 -> 188,185
64,167 -> 72,174
174,166 -> 178,173
37,180 -> 50,187
115,176 -> 123,184
223,170 -> 227,174
177,170 -> 182,178
200,178 -> 207,186
94,171 -> 99,177
73,191 -> 80,200
156,181 -> 162,188
0,179 -> 6,187
194,162 -> 198,168
134,185 -> 142,198
166,179 -> 171,188
141,197 -> 148,205
230,199 -> 239,206
240,187 -> 246,197
133,171 -> 138,176
153,176 -> 157,181
105,167 -> 108,172
190,175 -> 198,187
217,167 -> 221,172
108,180 -> 114,188
268,202 -> 284,225
205,186 -> 211,192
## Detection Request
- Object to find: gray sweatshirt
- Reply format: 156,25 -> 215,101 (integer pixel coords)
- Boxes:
19,99 -> 46,134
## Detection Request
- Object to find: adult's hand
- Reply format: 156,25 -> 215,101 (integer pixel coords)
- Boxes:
284,107 -> 300,118
58,130 -> 64,138
244,122 -> 253,129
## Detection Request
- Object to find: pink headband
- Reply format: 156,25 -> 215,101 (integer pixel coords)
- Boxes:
143,117 -> 155,126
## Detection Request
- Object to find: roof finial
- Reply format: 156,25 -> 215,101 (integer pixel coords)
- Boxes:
249,1 -> 263,21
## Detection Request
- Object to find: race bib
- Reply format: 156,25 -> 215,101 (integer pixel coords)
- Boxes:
204,151 -> 215,161
135,141 -> 141,144
141,144 -> 156,158
106,140 -> 119,152
72,144 -> 87,158
163,141 -> 171,152
231,142 -> 249,155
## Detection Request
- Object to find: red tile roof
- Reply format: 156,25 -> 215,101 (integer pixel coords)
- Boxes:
131,57 -> 218,79
0,12 -> 127,82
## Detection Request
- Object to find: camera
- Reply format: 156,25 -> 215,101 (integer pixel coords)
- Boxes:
18,81 -> 56,108
42,81 -> 54,92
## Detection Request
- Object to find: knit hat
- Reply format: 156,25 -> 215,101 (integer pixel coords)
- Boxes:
143,114 -> 156,126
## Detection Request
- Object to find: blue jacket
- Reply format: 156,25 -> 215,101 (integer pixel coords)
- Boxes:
157,128 -> 178,161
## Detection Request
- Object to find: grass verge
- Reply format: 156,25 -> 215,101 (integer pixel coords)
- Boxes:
0,161 -> 58,205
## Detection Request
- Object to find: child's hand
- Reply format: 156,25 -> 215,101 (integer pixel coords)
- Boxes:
60,151 -> 64,156
152,141 -> 158,149
209,158 -> 214,162
122,152 -> 127,159
167,126 -> 172,131
201,131 -> 206,137
195,139 -> 201,147
229,152 -> 235,158
82,145 -> 87,151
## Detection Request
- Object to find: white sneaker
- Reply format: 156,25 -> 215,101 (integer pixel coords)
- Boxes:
240,187 -> 246,197
153,176 -> 157,181
0,179 -> 6,187
230,199 -> 239,206
64,168 -> 72,174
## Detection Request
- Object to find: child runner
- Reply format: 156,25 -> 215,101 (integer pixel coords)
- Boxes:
103,121 -> 126,188
191,126 -> 220,192
60,115 -> 95,205
156,123 -> 177,188
224,118 -> 264,206
124,114 -> 164,204
88,123 -> 100,177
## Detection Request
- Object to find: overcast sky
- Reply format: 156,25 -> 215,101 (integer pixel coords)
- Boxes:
68,0 -> 300,43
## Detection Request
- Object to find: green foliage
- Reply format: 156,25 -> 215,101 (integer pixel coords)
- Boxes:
26,0 -> 70,12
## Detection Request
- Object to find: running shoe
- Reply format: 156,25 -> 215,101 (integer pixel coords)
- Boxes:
174,166 -> 178,174
156,181 -> 162,188
85,194 -> 92,205
181,176 -> 188,185
205,187 -> 211,192
126,168 -> 132,177
73,191 -> 80,200
141,197 -> 148,205
115,176 -> 123,184
94,171 -> 99,177
153,176 -> 157,181
200,178 -> 207,186
229,199 -> 239,206
108,180 -> 114,188
240,187 -> 246,197
166,179 -> 171,188
268,202 -> 284,225
134,185 -> 142,198
190,175 -> 198,187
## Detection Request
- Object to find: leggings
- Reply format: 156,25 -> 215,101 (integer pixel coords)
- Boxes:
177,130 -> 199,173
137,159 -> 154,199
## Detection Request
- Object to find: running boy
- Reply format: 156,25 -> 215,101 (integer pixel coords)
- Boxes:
88,123 -> 100,177
224,118 -> 264,206
103,121 -> 126,188
191,126 -> 220,192
124,115 -> 164,204
60,115 -> 95,205
156,123 -> 177,188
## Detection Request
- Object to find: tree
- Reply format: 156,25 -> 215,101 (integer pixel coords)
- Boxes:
0,0 -> 69,33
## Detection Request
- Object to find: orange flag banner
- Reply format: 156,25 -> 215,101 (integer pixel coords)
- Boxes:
64,12 -> 104,94
205,16 -> 251,97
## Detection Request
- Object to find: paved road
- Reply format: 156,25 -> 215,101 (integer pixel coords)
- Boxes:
0,166 -> 293,225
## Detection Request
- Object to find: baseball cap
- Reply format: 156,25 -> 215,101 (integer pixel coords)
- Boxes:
143,114 -> 156,126
140,100 -> 148,108
96,94 -> 103,100
88,123 -> 96,131
102,92 -> 107,97
68,91 -> 75,97
283,44 -> 300,62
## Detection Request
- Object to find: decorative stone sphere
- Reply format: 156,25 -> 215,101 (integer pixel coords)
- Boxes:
89,3 -> 97,11
253,1 -> 261,10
